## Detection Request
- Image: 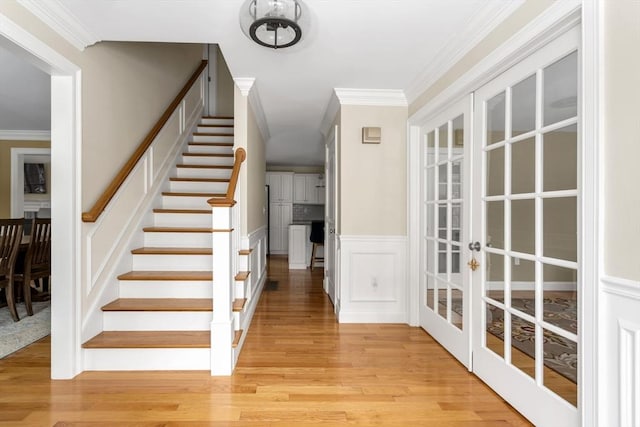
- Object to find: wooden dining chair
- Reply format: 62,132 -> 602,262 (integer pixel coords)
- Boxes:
14,218 -> 51,317
0,219 -> 24,322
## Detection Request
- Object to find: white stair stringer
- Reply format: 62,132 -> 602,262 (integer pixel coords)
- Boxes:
83,116 -> 246,374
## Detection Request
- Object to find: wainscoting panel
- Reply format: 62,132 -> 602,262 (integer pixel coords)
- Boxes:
338,236 -> 407,323
601,276 -> 640,427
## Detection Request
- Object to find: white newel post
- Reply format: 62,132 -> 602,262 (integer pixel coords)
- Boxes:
210,203 -> 234,375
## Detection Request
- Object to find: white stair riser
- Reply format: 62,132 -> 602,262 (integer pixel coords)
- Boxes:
132,254 -> 212,271
119,280 -> 213,299
169,180 -> 228,193
235,281 -> 245,299
83,348 -> 210,371
144,232 -> 212,248
153,212 -> 211,227
238,255 -> 249,272
103,311 -> 212,331
162,195 -> 217,209
181,156 -> 234,166
187,145 -> 233,155
192,134 -> 233,143
201,118 -> 233,126
176,167 -> 232,180
196,126 -> 234,135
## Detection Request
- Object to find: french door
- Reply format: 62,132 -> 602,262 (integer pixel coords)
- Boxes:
471,27 -> 580,425
419,97 -> 472,368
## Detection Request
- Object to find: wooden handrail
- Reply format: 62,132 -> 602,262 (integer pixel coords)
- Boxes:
208,148 -> 246,207
82,60 -> 208,223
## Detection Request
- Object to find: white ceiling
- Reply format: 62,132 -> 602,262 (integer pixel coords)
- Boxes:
0,45 -> 51,131
19,0 -> 525,165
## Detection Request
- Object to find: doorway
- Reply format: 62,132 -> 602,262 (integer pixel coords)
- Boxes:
0,13 -> 81,378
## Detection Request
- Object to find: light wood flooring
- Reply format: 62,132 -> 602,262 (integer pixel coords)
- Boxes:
0,256 -> 531,426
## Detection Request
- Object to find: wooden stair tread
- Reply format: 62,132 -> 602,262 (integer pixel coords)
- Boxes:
239,249 -> 253,255
153,208 -> 210,214
176,164 -> 233,169
83,331 -> 210,349
169,177 -> 230,182
131,247 -> 212,255
182,153 -> 234,157
188,142 -> 233,147
102,298 -> 212,311
193,132 -> 234,137
143,227 -> 213,233
162,192 -> 226,197
118,271 -> 213,281
233,298 -> 247,312
232,330 -> 243,348
235,271 -> 250,281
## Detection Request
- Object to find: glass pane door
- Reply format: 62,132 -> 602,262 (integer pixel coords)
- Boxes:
472,27 -> 580,426
419,97 -> 471,368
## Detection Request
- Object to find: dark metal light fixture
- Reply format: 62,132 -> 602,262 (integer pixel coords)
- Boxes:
240,0 -> 304,49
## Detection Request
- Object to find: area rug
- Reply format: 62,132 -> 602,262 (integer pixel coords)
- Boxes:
449,298 -> 577,383
0,301 -> 50,358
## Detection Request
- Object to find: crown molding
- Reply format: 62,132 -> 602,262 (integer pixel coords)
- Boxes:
17,0 -> 99,51
233,77 -> 255,97
234,77 -> 270,142
334,88 -> 408,107
0,130 -> 51,141
320,91 -> 340,137
405,0 -> 525,104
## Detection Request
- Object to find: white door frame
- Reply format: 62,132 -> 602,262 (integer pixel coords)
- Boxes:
324,125 -> 339,312
1,13 -> 82,379
10,147 -> 51,218
408,2 -> 599,423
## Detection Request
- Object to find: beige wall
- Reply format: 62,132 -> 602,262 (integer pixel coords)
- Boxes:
410,0 -> 556,116
603,0 -> 640,281
339,104 -> 407,235
246,100 -> 266,233
0,2 -> 203,212
216,48 -> 235,117
0,140 -> 51,217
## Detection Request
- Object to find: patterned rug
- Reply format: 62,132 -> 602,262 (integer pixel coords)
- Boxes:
0,301 -> 50,358
487,298 -> 577,383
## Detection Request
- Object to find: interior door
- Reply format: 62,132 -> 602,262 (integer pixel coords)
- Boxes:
418,97 -> 472,368
471,27 -> 580,426
324,125 -> 337,309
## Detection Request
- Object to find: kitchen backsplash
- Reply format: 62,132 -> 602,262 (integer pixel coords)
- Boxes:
292,204 -> 325,222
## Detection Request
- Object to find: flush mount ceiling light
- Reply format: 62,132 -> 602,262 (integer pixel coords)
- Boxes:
240,0 -> 304,49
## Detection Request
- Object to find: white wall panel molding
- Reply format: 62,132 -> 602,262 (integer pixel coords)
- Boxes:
17,0 -> 99,51
602,276 -> 640,301
337,235 -> 407,323
0,130 -> 50,141
619,319 -> 640,427
405,0 -> 525,103
334,88 -> 408,107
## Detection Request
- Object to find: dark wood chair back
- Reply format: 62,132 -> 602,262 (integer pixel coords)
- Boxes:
14,218 -> 51,317
0,218 -> 25,322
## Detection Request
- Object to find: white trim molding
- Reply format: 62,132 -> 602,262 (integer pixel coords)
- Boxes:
233,77 -> 270,143
0,130 -> 51,141
17,0 -> 99,51
408,0 -> 581,125
320,90 -> 340,137
334,88 -> 408,107
602,276 -> 640,301
337,235 -> 407,323
405,0 -> 525,103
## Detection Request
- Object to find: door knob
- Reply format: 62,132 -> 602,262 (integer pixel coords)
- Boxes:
468,241 -> 481,252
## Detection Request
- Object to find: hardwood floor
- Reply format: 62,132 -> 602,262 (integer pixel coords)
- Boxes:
0,256 -> 531,426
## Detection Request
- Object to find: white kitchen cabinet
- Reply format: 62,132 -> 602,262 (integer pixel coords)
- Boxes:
269,202 -> 292,254
267,172 -> 293,203
293,174 -> 324,204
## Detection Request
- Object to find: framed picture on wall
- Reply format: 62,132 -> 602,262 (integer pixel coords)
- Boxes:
24,163 -> 47,194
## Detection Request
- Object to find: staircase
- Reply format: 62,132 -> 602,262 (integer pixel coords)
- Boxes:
82,116 -> 251,372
